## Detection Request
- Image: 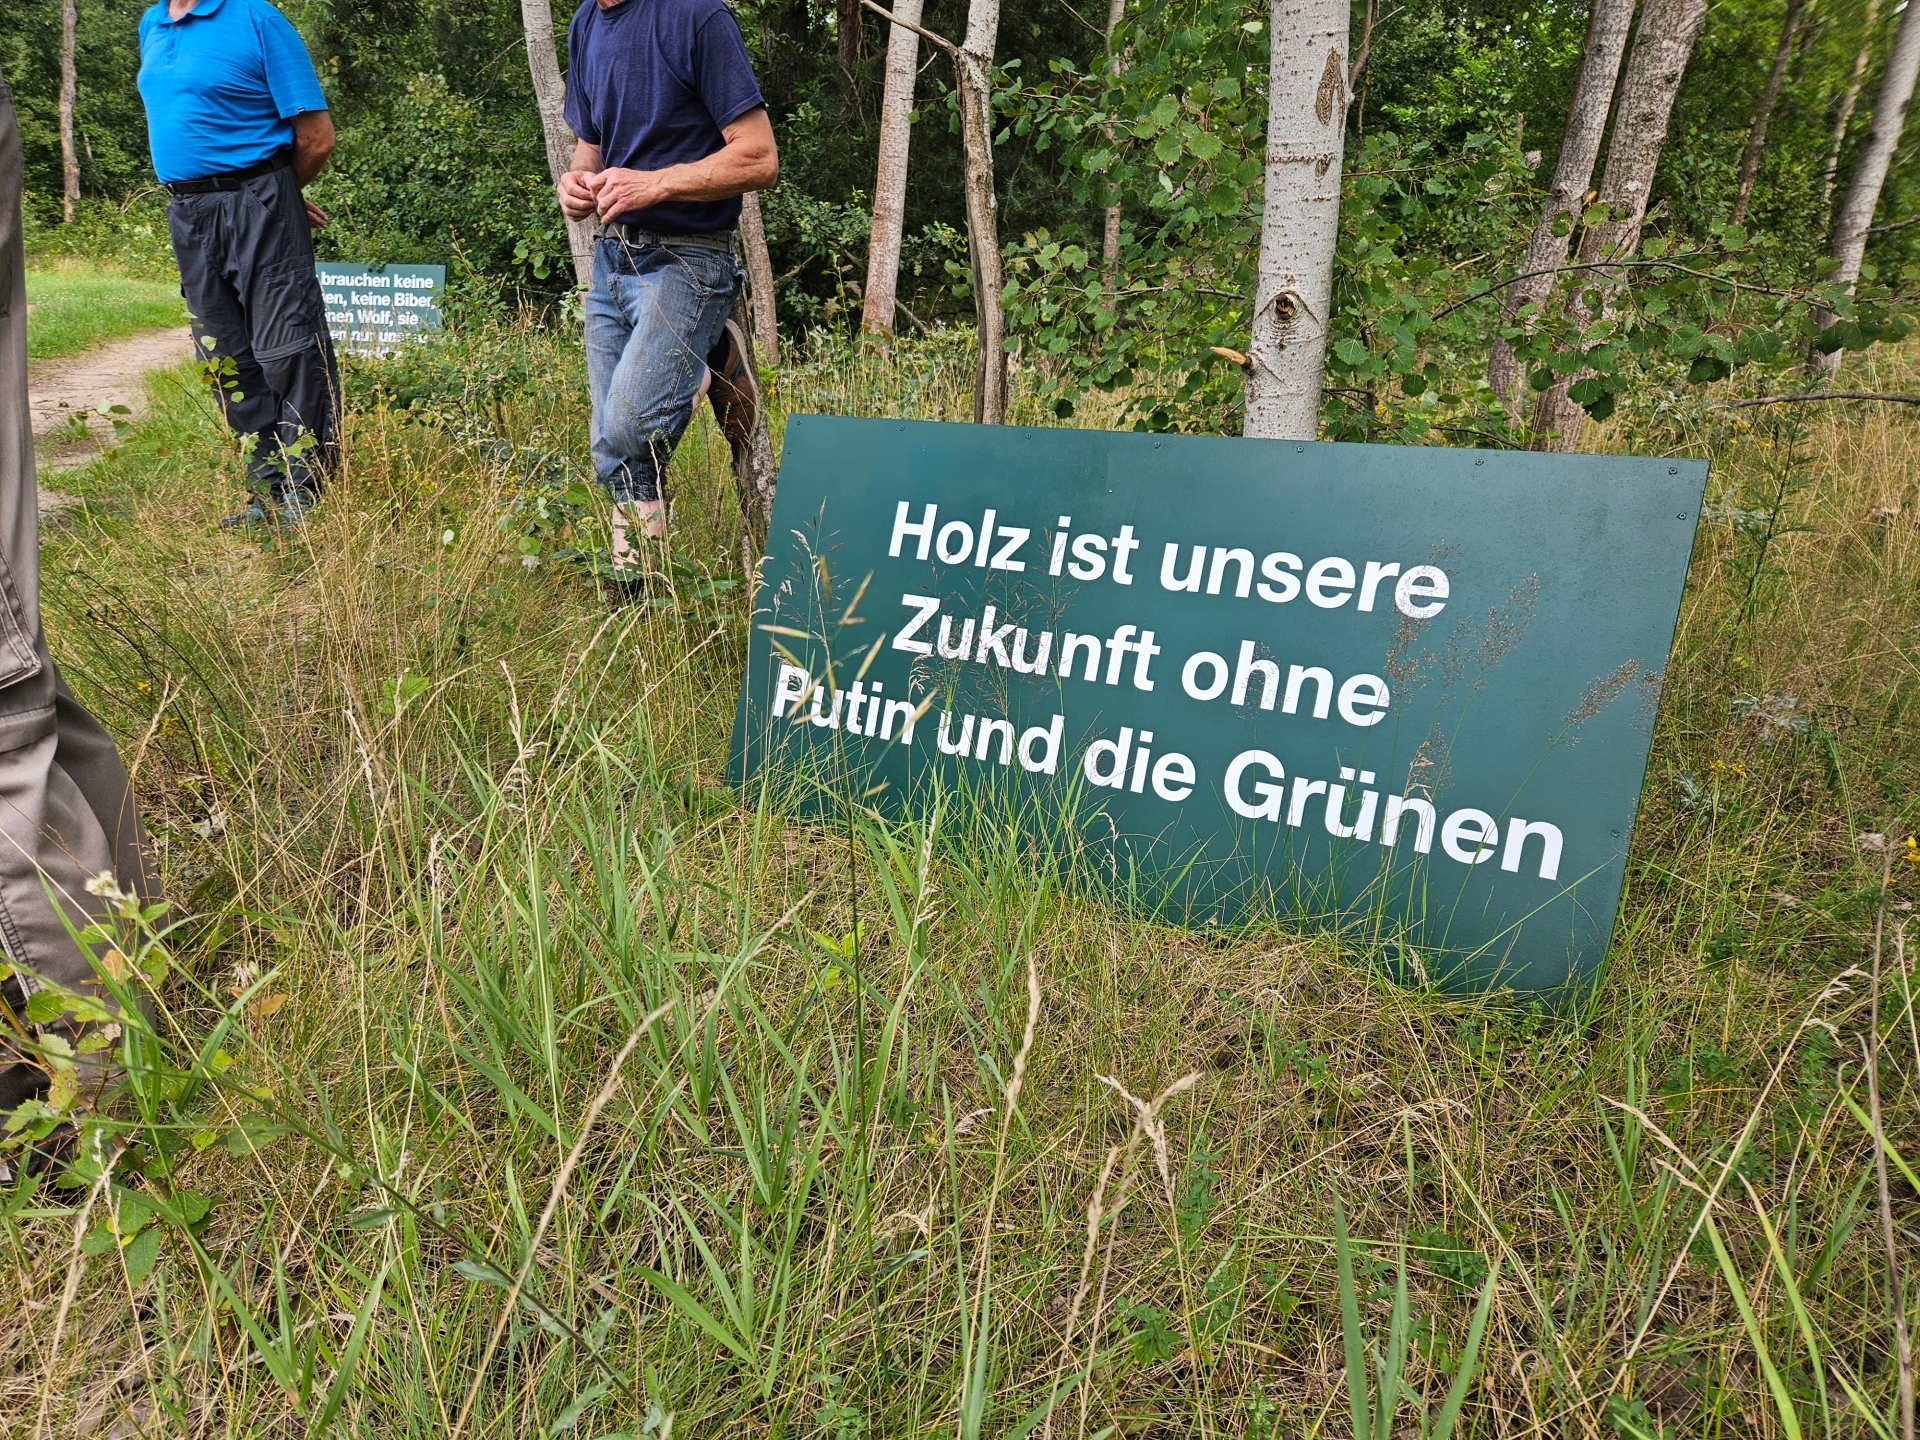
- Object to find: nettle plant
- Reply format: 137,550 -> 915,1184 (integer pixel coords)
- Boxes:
997,0 -> 1916,441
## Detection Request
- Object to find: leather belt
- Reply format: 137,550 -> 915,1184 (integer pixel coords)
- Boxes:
595,222 -> 734,254
162,148 -> 294,197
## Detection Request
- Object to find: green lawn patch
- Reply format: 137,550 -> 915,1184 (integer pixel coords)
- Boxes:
25,260 -> 185,360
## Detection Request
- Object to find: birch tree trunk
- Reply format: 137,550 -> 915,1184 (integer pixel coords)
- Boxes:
958,0 -> 1006,424
1532,0 -> 1707,451
1100,0 -> 1125,277
1730,0 -> 1807,225
739,189 -> 780,365
1487,0 -> 1637,403
1243,0 -> 1350,440
861,0 -> 922,337
864,0 -> 1005,420
521,0 -> 595,287
1814,0 -> 1920,372
1823,0 -> 1880,212
59,0 -> 78,225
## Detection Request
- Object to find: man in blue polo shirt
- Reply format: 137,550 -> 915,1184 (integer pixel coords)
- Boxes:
138,0 -> 339,528
558,0 -> 778,601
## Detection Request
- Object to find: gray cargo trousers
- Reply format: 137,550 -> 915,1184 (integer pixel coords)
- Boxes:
0,77 -> 159,1114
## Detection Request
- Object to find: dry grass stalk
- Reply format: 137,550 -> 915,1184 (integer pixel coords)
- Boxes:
448,999 -> 675,1439
1866,835 -> 1914,1440
35,1152 -> 111,1440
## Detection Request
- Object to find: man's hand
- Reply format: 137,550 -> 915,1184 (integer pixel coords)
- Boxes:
304,198 -> 330,229
592,168 -> 675,224
584,110 -> 779,224
558,168 -> 601,222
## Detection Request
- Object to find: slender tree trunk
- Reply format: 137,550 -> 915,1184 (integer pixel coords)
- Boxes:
865,0 -> 1006,421
862,0 -> 922,337
1532,0 -> 1707,451
521,0 -> 595,286
1100,0 -> 1125,277
1813,0 -> 1920,373
1823,0 -> 1880,212
1487,0 -> 1638,403
958,0 -> 1006,423
1243,0 -> 1350,440
839,0 -> 864,84
762,0 -> 809,104
59,0 -> 78,225
739,189 -> 780,365
1731,0 -> 1807,224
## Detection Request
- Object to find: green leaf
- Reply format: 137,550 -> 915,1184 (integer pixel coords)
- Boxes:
453,1256 -> 512,1288
1703,1215 -> 1802,1440
635,1265 -> 755,1365
121,1225 -> 163,1285
550,1383 -> 613,1434
25,989 -> 72,1024
1333,1197 -> 1371,1440
310,1257 -> 391,1438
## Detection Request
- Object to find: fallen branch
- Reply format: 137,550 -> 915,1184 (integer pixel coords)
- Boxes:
1733,390 -> 1920,408
859,0 -> 957,55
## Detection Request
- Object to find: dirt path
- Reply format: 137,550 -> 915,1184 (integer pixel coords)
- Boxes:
29,326 -> 195,503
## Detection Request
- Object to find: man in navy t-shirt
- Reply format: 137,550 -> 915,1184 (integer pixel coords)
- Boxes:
558,0 -> 777,601
138,0 -> 340,528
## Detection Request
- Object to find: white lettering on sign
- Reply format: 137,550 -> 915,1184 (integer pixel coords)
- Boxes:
315,263 -> 445,355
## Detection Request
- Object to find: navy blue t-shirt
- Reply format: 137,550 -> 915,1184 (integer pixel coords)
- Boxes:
564,0 -> 765,235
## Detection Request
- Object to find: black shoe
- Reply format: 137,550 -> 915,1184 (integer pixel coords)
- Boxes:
606,569 -> 650,610
219,500 -> 268,530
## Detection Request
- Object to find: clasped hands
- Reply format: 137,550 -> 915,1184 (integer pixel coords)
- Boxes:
558,167 -> 671,224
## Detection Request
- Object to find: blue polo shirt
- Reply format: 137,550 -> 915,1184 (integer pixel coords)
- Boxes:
564,0 -> 765,234
137,0 -> 328,184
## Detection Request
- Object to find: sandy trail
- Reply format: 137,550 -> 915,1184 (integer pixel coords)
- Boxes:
29,326 -> 195,504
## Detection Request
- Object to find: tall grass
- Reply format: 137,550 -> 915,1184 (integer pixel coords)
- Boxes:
1,318 -> 1915,1439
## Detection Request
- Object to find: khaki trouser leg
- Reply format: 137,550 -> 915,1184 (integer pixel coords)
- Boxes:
0,74 -> 158,1111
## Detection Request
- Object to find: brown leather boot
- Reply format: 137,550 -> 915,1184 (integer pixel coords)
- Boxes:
705,318 -> 760,480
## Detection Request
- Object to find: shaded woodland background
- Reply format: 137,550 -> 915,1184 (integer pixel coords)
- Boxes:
3,0 -> 1911,334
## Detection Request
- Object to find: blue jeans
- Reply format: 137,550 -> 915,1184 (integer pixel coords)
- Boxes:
584,235 -> 740,505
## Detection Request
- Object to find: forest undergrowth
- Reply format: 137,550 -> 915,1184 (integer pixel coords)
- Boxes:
1,318 -> 1917,1439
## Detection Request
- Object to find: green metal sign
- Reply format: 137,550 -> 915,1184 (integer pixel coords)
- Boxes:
729,417 -> 1705,991
315,262 -> 445,355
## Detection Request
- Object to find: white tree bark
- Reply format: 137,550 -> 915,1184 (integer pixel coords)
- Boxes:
863,0 -> 1005,420
1532,0 -> 1707,451
1815,0 -> 1920,370
861,0 -> 923,337
739,189 -> 780,365
521,0 -> 595,286
1487,0 -> 1637,403
958,0 -> 1007,423
1100,0 -> 1126,276
59,0 -> 78,225
1822,0 -> 1880,213
1244,0 -> 1350,440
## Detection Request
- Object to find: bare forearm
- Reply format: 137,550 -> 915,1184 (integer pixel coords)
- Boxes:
290,112 -> 335,186
641,141 -> 778,205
